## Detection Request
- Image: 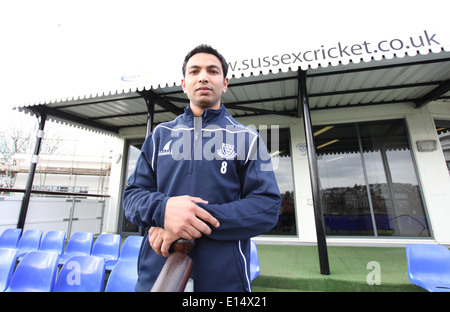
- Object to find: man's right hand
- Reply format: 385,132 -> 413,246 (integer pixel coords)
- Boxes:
164,195 -> 220,240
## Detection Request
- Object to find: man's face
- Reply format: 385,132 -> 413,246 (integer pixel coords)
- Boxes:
181,53 -> 229,113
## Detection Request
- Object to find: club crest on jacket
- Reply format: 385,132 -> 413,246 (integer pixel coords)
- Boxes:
217,143 -> 237,160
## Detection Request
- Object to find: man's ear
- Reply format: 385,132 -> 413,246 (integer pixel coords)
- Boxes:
181,79 -> 187,94
222,77 -> 229,93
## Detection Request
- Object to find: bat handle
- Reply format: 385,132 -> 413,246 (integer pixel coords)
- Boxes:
150,239 -> 195,292
172,239 -> 195,254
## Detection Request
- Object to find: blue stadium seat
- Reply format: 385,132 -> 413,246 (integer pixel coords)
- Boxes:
58,232 -> 94,265
39,230 -> 66,256
250,240 -> 260,281
0,228 -> 22,249
0,248 -> 18,292
15,229 -> 43,261
53,255 -> 105,292
91,234 -> 121,268
406,244 -> 450,292
105,235 -> 143,270
6,251 -> 59,292
105,260 -> 138,292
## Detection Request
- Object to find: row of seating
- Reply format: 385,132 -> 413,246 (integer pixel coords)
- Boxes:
0,228 -> 260,292
0,229 -> 143,267
0,228 -> 143,292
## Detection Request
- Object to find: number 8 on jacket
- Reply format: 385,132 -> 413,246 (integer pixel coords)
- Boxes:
220,161 -> 227,174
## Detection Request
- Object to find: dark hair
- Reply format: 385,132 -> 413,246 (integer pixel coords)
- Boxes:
182,44 -> 228,78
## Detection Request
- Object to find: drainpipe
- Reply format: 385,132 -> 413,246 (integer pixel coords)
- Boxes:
17,111 -> 47,229
298,70 -> 330,275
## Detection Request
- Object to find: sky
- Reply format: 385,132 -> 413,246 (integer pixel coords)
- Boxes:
0,0 -> 449,129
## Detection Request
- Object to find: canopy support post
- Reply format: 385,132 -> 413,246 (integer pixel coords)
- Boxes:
17,111 -> 47,229
298,70 -> 330,275
144,96 -> 155,137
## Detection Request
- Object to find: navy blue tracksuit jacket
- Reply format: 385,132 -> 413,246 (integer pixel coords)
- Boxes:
123,104 -> 281,292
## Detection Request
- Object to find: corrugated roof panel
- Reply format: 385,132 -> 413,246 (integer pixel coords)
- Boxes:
407,85 -> 439,100
361,70 -> 386,89
225,85 -> 249,102
311,95 -> 338,108
154,112 -> 181,124
101,115 -> 147,127
60,105 -> 102,118
111,99 -> 145,113
393,66 -> 424,84
223,88 -> 239,103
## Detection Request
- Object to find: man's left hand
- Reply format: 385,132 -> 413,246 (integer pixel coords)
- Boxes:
148,227 -> 180,257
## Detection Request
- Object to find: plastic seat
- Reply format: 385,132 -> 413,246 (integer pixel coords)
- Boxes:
105,260 -> 138,292
0,228 -> 22,249
105,235 -> 143,270
0,248 -> 18,292
15,229 -> 43,261
6,251 -> 59,292
58,232 -> 94,265
54,255 -> 105,292
406,244 -> 450,292
91,234 -> 121,268
39,230 -> 66,256
250,240 -> 260,281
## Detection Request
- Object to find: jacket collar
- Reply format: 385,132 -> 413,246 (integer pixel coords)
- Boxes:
183,104 -> 228,125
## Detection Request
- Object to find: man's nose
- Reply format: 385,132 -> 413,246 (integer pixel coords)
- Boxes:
198,71 -> 209,83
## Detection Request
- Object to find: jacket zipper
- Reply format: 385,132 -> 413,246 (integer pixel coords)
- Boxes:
189,116 -> 202,174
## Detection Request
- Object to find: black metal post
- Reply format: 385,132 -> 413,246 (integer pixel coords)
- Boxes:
145,97 -> 155,138
298,70 -> 330,275
17,112 -> 47,229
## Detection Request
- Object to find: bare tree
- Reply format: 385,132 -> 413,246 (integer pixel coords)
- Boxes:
0,117 -> 63,188
0,125 -> 33,188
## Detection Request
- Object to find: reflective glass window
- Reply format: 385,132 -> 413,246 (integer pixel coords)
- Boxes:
314,120 -> 430,237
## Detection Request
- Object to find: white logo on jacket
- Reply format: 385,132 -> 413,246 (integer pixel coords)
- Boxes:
216,143 -> 237,160
158,140 -> 173,156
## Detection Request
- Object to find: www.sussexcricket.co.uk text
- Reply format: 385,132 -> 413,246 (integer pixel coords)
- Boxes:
228,30 -> 441,73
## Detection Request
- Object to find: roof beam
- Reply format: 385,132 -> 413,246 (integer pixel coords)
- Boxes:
230,105 -> 295,117
138,90 -> 184,117
414,79 -> 450,108
24,105 -> 120,134
224,95 -> 297,106
309,81 -> 442,98
88,111 -> 147,120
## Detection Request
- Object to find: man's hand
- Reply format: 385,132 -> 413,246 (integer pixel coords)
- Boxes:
148,227 -> 179,257
164,195 -> 220,240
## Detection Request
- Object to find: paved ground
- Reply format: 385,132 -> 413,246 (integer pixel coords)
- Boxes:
251,244 -> 426,292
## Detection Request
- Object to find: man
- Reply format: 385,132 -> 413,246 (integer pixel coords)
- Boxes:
123,44 -> 281,292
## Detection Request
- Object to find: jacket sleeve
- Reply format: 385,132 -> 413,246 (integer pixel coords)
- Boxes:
199,137 -> 281,241
122,135 -> 169,229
